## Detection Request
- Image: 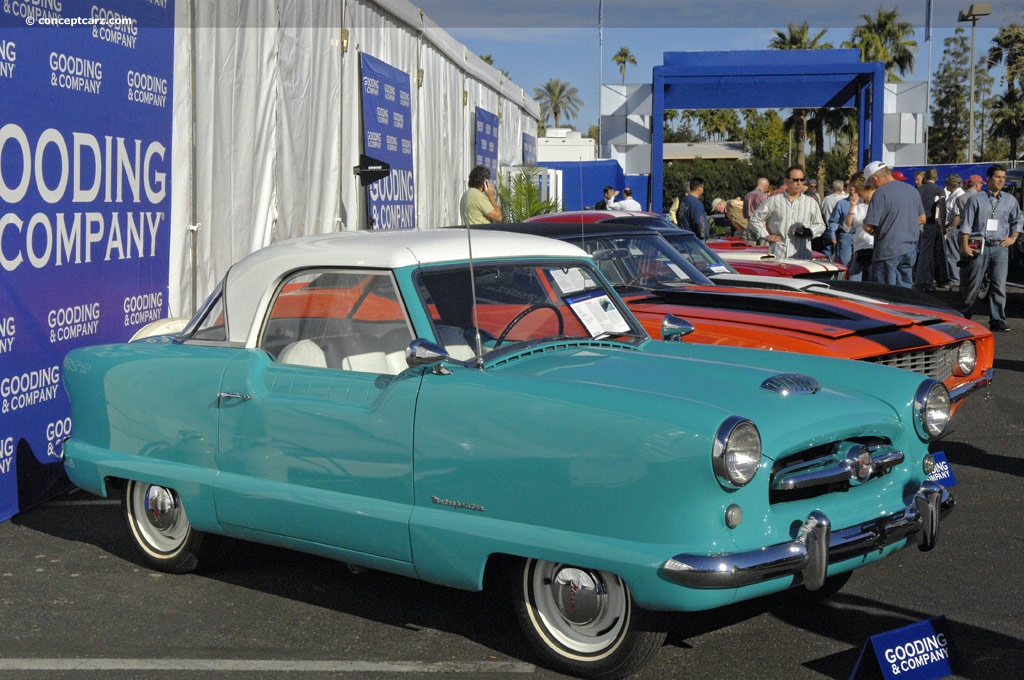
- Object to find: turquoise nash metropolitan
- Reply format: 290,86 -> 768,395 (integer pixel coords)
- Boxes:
61,229 -> 955,680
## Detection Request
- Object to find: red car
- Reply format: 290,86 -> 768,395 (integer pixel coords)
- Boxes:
708,237 -> 848,280
497,217 -> 994,413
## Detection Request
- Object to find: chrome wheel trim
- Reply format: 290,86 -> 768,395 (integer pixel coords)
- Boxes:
129,482 -> 190,555
525,560 -> 630,659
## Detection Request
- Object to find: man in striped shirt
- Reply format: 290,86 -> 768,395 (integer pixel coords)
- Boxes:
746,165 -> 825,259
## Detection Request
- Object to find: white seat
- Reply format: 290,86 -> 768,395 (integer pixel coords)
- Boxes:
385,351 -> 408,374
277,339 -> 327,368
341,351 -> 389,374
436,325 -> 476,361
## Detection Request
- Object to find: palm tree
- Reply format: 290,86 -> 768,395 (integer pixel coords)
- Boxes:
478,53 -> 509,78
663,108 -> 679,131
533,78 -> 583,128
769,22 -> 833,168
693,109 -> 741,142
989,84 -> 1024,160
840,9 -> 917,170
613,46 -> 637,85
806,108 -> 848,187
843,8 -> 917,81
988,23 -> 1024,91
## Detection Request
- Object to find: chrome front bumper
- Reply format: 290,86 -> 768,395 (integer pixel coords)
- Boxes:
949,368 -> 994,403
661,481 -> 954,591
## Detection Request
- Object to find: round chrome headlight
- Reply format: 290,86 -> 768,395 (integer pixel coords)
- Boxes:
914,380 -> 951,441
713,417 -> 762,488
956,340 -> 977,376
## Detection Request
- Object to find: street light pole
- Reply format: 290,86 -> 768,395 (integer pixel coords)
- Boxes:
958,3 -> 991,163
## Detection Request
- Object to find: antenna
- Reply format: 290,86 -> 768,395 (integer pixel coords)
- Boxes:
465,224 -> 485,368
578,156 -> 587,247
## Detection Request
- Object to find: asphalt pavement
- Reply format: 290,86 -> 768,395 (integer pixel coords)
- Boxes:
0,285 -> 1021,680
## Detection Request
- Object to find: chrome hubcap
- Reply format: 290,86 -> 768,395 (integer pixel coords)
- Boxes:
551,567 -> 606,626
144,485 -> 179,531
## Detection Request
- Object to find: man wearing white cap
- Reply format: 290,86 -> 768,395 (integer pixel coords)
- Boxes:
862,161 -> 926,288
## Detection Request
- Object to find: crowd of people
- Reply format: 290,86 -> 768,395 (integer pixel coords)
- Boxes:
667,162 -> 1023,333
461,161 -> 1023,333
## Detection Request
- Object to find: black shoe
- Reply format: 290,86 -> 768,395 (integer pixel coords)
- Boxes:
990,322 -> 1011,332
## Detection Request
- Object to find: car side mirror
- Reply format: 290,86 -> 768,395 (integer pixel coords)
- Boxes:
661,314 -> 695,342
406,339 -> 451,368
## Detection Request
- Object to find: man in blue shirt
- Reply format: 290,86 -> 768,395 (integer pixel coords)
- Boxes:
863,161 -> 925,288
678,177 -> 709,239
958,164 -> 1024,331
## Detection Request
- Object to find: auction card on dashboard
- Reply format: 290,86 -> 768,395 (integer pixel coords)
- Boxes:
565,290 -> 630,336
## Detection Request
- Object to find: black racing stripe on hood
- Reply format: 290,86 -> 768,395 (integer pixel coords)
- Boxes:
920,322 -> 973,342
862,329 -> 939,352
640,289 -> 905,333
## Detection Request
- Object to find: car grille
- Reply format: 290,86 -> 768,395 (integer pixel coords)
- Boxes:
768,437 -> 896,504
793,270 -> 844,280
863,345 -> 956,381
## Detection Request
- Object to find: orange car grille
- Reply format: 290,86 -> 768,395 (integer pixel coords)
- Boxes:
864,345 -> 957,381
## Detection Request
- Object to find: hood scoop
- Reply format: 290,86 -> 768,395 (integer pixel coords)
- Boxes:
761,373 -> 820,396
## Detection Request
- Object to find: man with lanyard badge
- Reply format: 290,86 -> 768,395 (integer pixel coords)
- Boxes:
958,164 -> 1023,331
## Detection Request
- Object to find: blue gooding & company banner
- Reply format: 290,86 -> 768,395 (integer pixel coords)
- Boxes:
0,0 -> 175,521
359,52 -> 414,230
474,106 -> 498,176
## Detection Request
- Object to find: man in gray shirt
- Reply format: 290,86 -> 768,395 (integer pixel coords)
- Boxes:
958,164 -> 1023,331
863,161 -> 925,288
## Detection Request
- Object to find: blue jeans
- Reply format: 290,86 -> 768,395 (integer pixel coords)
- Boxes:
870,250 -> 916,288
834,232 -> 854,267
958,243 -> 1010,324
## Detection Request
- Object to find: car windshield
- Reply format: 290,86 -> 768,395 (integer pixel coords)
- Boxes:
414,261 -> 646,362
658,231 -> 739,278
565,233 -> 714,289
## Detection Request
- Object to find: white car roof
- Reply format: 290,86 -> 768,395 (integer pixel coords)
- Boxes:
223,228 -> 590,345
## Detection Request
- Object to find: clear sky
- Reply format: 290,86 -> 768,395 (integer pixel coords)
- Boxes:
414,0 -> 1013,130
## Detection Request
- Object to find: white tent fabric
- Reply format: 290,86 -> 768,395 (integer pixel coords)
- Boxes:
169,0 -> 539,317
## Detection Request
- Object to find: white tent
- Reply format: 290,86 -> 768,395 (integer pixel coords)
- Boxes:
170,0 -> 539,315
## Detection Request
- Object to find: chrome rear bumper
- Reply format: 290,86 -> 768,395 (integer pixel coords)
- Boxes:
661,481 -> 954,591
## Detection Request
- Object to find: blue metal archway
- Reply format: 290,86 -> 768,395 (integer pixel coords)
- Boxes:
651,49 -> 885,210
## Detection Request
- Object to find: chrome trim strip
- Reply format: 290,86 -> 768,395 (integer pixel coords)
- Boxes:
661,482 -> 954,590
948,368 -> 994,403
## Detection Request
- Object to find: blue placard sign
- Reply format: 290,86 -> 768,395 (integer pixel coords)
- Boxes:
474,106 -> 498,176
850,616 -> 956,680
0,0 -> 175,521
359,52 -> 414,230
927,451 -> 956,487
522,132 -> 536,166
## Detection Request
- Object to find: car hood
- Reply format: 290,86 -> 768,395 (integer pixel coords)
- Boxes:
483,340 -> 905,456
625,286 -> 973,344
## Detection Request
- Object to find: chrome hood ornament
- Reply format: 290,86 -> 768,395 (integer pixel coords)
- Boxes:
761,373 -> 820,396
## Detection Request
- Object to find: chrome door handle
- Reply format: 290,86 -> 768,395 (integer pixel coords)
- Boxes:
217,392 -> 251,401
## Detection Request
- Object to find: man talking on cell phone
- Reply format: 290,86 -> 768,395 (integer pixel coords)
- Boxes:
460,165 -> 503,225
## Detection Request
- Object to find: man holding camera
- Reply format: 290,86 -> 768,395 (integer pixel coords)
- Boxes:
958,164 -> 1023,332
746,165 -> 825,259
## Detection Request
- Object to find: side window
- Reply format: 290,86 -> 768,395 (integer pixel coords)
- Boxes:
181,286 -> 227,342
261,269 -> 413,375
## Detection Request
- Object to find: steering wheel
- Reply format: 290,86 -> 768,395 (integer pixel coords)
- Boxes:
495,303 -> 564,346
626,271 -> 659,287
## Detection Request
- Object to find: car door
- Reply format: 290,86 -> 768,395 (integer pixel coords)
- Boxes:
213,269 -> 419,564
